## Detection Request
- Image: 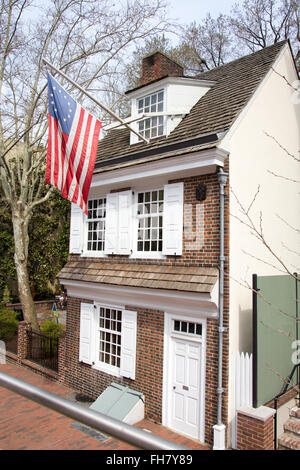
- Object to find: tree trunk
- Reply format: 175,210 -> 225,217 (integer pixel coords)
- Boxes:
12,207 -> 40,331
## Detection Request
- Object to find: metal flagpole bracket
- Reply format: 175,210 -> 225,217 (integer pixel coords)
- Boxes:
42,57 -> 149,144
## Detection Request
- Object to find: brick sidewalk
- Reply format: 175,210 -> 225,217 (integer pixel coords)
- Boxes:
0,363 -> 209,450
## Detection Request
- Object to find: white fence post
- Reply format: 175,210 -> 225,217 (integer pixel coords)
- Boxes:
232,351 -> 253,449
0,341 -> 6,364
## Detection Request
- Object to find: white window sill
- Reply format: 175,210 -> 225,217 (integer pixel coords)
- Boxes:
92,362 -> 121,378
81,251 -> 107,258
129,252 -> 166,260
80,251 -> 167,260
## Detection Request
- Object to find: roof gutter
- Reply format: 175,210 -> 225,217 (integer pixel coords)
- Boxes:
94,131 -> 227,172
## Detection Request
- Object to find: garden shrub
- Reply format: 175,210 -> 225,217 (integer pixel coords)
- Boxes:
40,319 -> 65,339
0,308 -> 19,342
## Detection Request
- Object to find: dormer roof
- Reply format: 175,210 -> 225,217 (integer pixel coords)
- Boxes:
95,40 -> 289,172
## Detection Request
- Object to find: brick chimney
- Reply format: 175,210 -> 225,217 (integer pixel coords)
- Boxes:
141,52 -> 183,86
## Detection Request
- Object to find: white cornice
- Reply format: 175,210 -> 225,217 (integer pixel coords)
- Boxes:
126,76 -> 216,99
62,279 -> 219,318
91,147 -> 228,191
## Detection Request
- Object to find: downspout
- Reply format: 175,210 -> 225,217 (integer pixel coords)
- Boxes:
213,167 -> 228,450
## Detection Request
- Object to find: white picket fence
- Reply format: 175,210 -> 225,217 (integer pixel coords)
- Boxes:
232,351 -> 253,449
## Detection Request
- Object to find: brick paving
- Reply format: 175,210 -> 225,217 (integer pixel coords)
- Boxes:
0,363 -> 209,450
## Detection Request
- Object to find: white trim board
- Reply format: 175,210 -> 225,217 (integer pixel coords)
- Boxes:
91,148 -> 228,192
63,279 -> 219,318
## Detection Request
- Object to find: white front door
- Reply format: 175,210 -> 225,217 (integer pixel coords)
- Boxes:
171,337 -> 202,438
163,315 -> 206,441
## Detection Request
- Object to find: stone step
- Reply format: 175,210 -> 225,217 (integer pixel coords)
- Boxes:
284,418 -> 300,436
278,433 -> 300,450
290,407 -> 300,420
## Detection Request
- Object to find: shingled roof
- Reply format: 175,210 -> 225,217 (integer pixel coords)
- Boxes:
95,41 -> 288,168
58,261 -> 218,294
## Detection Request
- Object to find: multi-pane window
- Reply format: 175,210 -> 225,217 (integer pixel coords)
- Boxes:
173,320 -> 202,337
137,190 -> 163,252
138,90 -> 164,114
87,198 -> 106,251
138,116 -> 164,140
98,307 -> 122,368
137,90 -> 164,140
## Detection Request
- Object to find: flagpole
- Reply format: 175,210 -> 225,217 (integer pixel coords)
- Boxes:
42,57 -> 149,144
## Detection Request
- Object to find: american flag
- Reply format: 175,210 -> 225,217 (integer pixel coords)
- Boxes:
46,73 -> 102,214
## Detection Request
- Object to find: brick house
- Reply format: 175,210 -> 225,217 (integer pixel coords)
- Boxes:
58,41 -> 300,449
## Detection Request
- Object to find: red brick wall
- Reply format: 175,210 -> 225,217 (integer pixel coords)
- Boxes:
63,297 -> 165,421
68,170 -> 223,268
62,165 -> 230,446
141,52 -> 183,85
6,300 -> 55,315
62,297 -> 229,447
237,411 -> 275,450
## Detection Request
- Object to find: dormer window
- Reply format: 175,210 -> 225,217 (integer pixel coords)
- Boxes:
138,90 -> 164,114
137,90 -> 165,140
122,52 -> 216,146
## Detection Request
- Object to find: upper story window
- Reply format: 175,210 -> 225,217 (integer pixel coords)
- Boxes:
137,190 -> 164,252
137,90 -> 165,140
87,198 -> 106,252
69,182 -> 184,258
138,90 -> 164,113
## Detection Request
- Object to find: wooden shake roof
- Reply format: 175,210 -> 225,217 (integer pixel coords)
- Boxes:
58,261 -> 218,294
95,41 -> 288,169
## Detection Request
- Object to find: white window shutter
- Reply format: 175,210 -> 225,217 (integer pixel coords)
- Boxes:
162,182 -> 184,256
104,193 -> 119,254
118,191 -> 132,255
79,303 -> 95,365
69,203 -> 84,254
120,310 -> 137,380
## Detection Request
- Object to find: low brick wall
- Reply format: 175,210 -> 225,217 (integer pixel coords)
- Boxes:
3,321 -> 65,383
6,300 -> 56,315
237,406 -> 276,450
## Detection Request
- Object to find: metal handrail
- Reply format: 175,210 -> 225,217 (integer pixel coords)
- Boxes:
0,371 -> 187,450
273,363 -> 300,450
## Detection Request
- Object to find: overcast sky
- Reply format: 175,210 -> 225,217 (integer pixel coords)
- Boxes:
167,0 -> 236,23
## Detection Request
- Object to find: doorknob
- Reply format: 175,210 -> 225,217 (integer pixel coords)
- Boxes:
173,386 -> 176,390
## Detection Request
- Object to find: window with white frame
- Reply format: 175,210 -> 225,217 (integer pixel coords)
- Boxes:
79,303 -> 137,379
173,319 -> 202,337
98,307 -> 122,369
137,90 -> 165,140
71,182 -> 184,257
137,189 -> 164,252
87,198 -> 106,252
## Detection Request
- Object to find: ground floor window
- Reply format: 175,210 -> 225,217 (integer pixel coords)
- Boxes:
98,307 -> 122,368
79,302 -> 137,380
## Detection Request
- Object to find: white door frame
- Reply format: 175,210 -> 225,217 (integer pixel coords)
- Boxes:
162,312 -> 207,442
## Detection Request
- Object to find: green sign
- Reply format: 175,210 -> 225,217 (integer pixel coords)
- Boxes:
253,274 -> 299,407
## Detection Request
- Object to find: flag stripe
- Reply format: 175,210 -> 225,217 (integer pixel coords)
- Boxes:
51,116 -> 55,185
82,118 -> 101,205
57,124 -> 63,191
72,113 -> 93,206
77,116 -> 97,211
46,114 -> 52,185
61,105 -> 85,199
67,110 -> 90,204
53,118 -> 59,187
